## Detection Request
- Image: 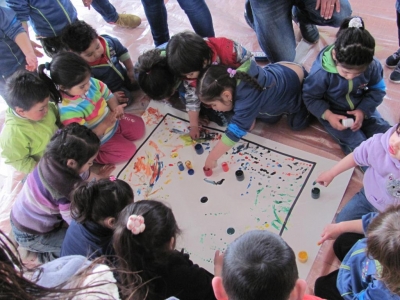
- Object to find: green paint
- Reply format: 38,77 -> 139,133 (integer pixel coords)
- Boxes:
200,234 -> 206,244
254,187 -> 264,206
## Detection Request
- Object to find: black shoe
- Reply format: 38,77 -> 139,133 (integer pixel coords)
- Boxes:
386,49 -> 400,68
292,7 -> 319,44
390,66 -> 400,83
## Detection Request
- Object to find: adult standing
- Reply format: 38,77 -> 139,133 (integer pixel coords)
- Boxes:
141,0 -> 215,47
244,0 -> 352,62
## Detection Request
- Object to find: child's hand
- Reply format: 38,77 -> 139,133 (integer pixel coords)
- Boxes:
114,91 -> 129,104
112,104 -> 127,119
214,250 -> 224,276
315,170 -> 335,187
82,0 -> 93,9
325,111 -> 347,131
25,52 -> 38,72
347,110 -> 364,132
30,40 -> 43,58
189,126 -> 200,140
104,110 -> 118,127
204,156 -> 217,170
318,223 -> 343,245
97,164 -> 116,178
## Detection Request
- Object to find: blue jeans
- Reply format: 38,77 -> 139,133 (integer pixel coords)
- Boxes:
11,219 -> 67,263
244,0 -> 352,62
91,0 -> 119,23
320,110 -> 391,155
336,188 -> 378,222
141,0 -> 215,46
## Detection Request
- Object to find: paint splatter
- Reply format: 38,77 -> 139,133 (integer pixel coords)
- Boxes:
203,178 -> 225,185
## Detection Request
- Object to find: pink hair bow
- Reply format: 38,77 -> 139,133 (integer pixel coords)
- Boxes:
127,215 -> 146,235
109,175 -> 116,181
227,68 -> 236,78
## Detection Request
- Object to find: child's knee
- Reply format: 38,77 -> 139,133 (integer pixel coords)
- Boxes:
121,114 -> 146,140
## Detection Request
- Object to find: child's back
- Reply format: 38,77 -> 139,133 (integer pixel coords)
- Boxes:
0,71 -> 59,174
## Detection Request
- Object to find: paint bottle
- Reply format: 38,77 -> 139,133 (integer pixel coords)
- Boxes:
185,160 -> 193,169
194,143 -> 204,155
235,170 -> 244,181
177,161 -> 185,171
298,251 -> 308,263
188,169 -> 195,175
221,162 -> 229,172
311,187 -> 320,199
203,167 -> 213,177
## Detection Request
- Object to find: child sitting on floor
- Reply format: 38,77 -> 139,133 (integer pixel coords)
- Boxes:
10,123 -> 114,263
38,52 -> 145,165
197,62 -> 309,170
61,177 -> 134,259
315,206 -> 400,300
166,31 -> 253,139
61,20 -> 137,105
316,122 -> 400,222
303,16 -> 390,155
0,71 -> 59,175
113,200 -> 216,300
212,230 -> 323,300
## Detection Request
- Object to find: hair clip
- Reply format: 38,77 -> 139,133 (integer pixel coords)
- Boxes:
212,61 -> 218,65
348,17 -> 362,28
56,129 -> 62,135
227,68 -> 237,78
109,175 -> 117,181
45,62 -> 51,70
127,215 -> 146,235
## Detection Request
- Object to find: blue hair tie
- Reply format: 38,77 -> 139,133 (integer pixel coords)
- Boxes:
45,62 -> 51,70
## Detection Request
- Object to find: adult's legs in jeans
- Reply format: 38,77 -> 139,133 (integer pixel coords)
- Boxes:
177,0 -> 215,38
294,0 -> 352,27
91,0 -> 119,23
360,110 -> 392,139
247,0 -> 297,62
141,0 -> 169,46
336,188 -> 378,222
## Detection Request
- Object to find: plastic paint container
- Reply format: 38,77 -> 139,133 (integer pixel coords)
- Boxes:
222,162 -> 229,172
188,169 -> 195,175
311,187 -> 320,199
235,170 -> 244,181
177,161 -> 185,171
298,251 -> 308,263
203,167 -> 213,177
185,160 -> 193,169
194,143 -> 204,155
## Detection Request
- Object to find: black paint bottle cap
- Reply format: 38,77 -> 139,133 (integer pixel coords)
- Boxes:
311,187 -> 320,199
235,170 -> 244,181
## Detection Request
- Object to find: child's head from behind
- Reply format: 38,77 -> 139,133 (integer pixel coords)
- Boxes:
213,230 -> 306,300
5,71 -> 51,121
62,20 -> 103,63
333,16 -> 375,80
38,52 -> 92,97
71,178 -> 134,228
113,200 -> 180,297
166,31 -> 213,78
367,205 -> 400,295
45,123 -> 100,174
136,49 -> 177,100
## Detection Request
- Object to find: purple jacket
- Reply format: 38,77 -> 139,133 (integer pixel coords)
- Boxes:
353,125 -> 400,211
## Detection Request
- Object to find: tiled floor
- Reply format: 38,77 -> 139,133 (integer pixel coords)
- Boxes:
0,0 -> 398,294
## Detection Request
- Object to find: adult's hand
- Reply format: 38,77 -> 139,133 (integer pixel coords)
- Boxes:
316,0 -> 340,20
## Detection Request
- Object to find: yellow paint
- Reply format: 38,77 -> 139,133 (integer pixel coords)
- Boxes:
298,251 -> 308,263
171,152 -> 178,158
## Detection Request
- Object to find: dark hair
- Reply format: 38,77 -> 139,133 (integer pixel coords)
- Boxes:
5,70 -> 54,110
222,230 -> 298,300
0,229 -> 128,299
38,52 -> 91,101
113,200 -> 181,299
71,178 -> 134,223
197,64 -> 264,104
334,16 -> 375,68
45,123 -> 100,169
366,206 -> 400,295
166,31 -> 213,75
136,49 -> 177,100
61,20 -> 98,53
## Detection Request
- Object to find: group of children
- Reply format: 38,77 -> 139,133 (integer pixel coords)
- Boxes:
1,1 -> 400,298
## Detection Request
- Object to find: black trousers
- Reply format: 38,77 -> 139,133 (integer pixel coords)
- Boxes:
314,232 -> 364,300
